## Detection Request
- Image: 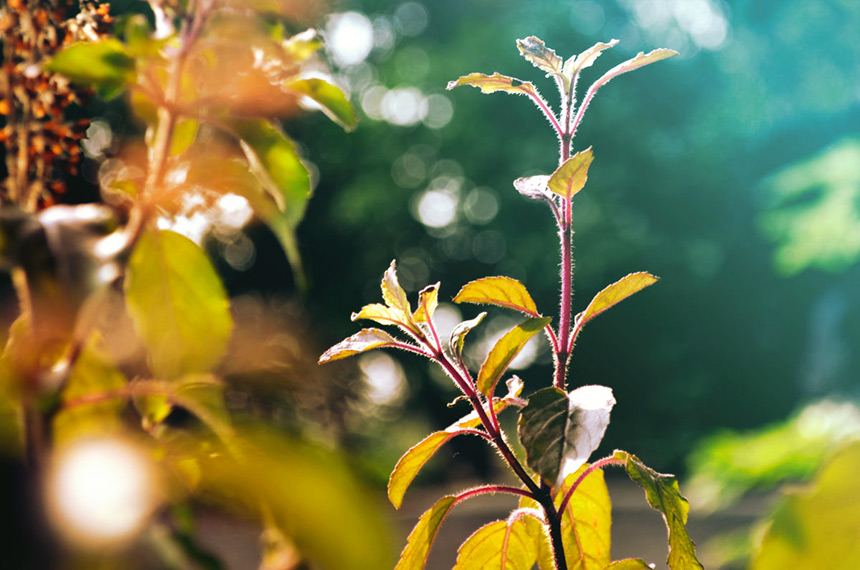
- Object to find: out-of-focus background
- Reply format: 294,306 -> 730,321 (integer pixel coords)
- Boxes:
2,0 -> 859,568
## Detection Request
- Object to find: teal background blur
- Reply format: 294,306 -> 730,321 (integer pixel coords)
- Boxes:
245,0 -> 860,477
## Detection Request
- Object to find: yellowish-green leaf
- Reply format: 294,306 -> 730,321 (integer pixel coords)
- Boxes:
319,328 -> 401,363
601,560 -> 653,570
413,283 -> 440,324
576,272 -> 658,330
586,48 -> 678,101
548,147 -> 594,200
519,508 -> 555,570
477,317 -> 551,396
352,303 -> 415,330
563,40 -> 619,80
750,441 -> 860,570
282,28 -> 322,63
395,495 -> 458,570
447,72 -> 541,98
453,276 -> 541,317
555,466 -> 612,570
517,36 -> 563,77
453,517 -> 538,570
170,118 -> 199,156
616,450 -> 703,570
46,39 -> 135,99
286,77 -> 357,131
125,228 -> 233,380
381,260 -> 413,316
449,312 -> 486,362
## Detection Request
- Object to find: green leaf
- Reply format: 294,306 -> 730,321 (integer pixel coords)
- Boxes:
125,228 -> 233,380
170,118 -> 199,156
576,272 -> 659,330
520,509 -> 555,570
46,39 -> 135,98
319,328 -> 401,363
518,387 -> 568,484
453,276 -> 541,317
282,28 -> 322,63
616,451 -> 703,570
548,147 -> 594,200
586,48 -> 678,102
286,78 -> 357,131
517,36 -> 563,77
230,119 -> 311,285
477,317 -> 551,396
447,72 -> 541,99
395,495 -> 458,570
413,283 -> 440,324
556,466 -> 613,570
352,304 -> 416,330
453,517 -> 538,570
449,312 -> 486,362
750,441 -> 860,570
601,560 -> 653,570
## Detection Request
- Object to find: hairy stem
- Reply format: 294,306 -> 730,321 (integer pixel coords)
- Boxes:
558,456 -> 625,514
554,195 -> 573,389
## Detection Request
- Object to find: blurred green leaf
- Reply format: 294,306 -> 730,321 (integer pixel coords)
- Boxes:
286,78 -> 357,131
616,450 -> 703,570
46,39 -> 135,99
477,317 -> 551,396
549,147 -> 594,200
319,328 -> 401,363
556,466 -> 612,570
576,272 -> 659,331
750,441 -> 860,569
125,228 -> 232,380
396,495 -> 458,570
453,517 -> 537,570
282,28 -> 322,62
517,36 -> 563,77
454,276 -> 541,317
170,118 -> 199,156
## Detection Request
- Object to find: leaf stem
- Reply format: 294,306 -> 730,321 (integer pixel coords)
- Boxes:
557,456 -> 625,514
554,195 -> 573,390
456,484 -> 535,502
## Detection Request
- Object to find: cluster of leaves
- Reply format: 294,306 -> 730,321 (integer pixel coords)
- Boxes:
0,2 -> 390,569
322,37 -> 702,569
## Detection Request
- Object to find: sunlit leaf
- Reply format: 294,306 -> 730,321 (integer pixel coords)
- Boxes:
46,39 -> 135,98
125,228 -> 233,380
563,40 -> 619,80
517,36 -> 563,77
413,283 -> 440,324
282,28 -> 322,62
513,175 -> 552,202
319,328 -> 401,363
381,260 -> 413,318
750,441 -> 860,570
556,466 -> 612,570
395,495 -> 458,570
286,77 -> 357,131
449,312 -> 486,362
615,451 -> 703,570
170,118 -> 199,156
477,317 -> 551,396
519,508 -> 555,570
352,303 -> 414,329
558,385 -> 616,485
548,147 -> 594,200
453,276 -> 541,317
601,560 -> 653,570
586,48 -> 678,101
447,72 -> 541,99
453,517 -> 538,570
576,272 -> 658,330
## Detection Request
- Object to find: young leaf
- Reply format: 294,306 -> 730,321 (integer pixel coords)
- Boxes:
563,40 -> 619,80
381,260 -> 413,318
615,451 -> 703,570
46,39 -> 136,98
585,48 -> 679,104
548,147 -> 594,200
513,175 -> 553,202
453,276 -> 541,317
453,517 -> 538,570
447,72 -> 541,99
353,304 -> 417,331
285,78 -> 357,131
449,312 -> 487,361
125,228 -> 233,380
517,36 -> 564,77
557,385 -> 616,485
395,495 -> 458,570
413,283 -> 440,324
576,272 -> 658,330
477,317 -> 551,396
518,387 -> 568,484
319,328 -> 401,363
556,465 -> 613,570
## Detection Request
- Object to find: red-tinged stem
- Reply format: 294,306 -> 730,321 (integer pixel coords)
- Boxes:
456,427 -> 495,443
543,494 -> 568,570
527,91 -> 563,142
568,83 -> 601,143
456,484 -> 535,502
554,195 -> 573,390
558,456 -> 625,514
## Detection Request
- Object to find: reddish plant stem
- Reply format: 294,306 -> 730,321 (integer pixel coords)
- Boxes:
554,194 -> 573,390
456,484 -> 535,502
558,456 -> 625,514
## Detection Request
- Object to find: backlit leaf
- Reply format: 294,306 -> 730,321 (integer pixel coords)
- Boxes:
454,276 -> 541,317
576,272 -> 658,330
558,386 -> 616,485
125,228 -> 232,380
616,451 -> 703,570
601,560 -> 653,570
282,28 -> 322,63
449,312 -> 486,361
513,175 -> 552,202
519,509 -> 555,570
46,39 -> 135,98
556,466 -> 612,570
319,328 -> 401,363
477,317 -> 551,396
352,303 -> 415,330
586,48 -> 678,101
518,387 -> 568,484
453,517 -> 537,570
286,78 -> 357,131
563,40 -> 619,80
413,283 -> 440,324
517,36 -> 563,77
447,72 -> 541,99
548,147 -> 594,200
381,260 -> 413,318
395,495 -> 458,570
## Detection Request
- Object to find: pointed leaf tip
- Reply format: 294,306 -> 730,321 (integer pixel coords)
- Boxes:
548,147 -> 594,200
517,36 -> 563,77
318,328 -> 400,363
477,317 -> 551,396
453,276 -> 541,317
